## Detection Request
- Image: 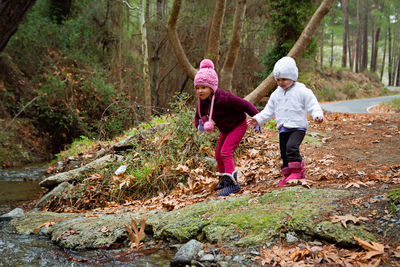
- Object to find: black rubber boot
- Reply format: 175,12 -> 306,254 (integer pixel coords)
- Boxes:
217,171 -> 240,196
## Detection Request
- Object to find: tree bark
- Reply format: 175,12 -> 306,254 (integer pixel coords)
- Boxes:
167,0 -> 197,80
245,0 -> 335,104
380,29 -> 387,82
219,0 -> 247,93
396,54 -> 400,86
141,0 -> 151,120
151,0 -> 163,107
361,0 -> 369,72
0,0 -> 37,53
388,23 -> 392,85
355,0 -> 361,73
330,10 -> 334,68
349,31 -> 355,71
320,22 -> 324,68
371,27 -> 380,73
205,0 -> 226,66
341,0 -> 349,68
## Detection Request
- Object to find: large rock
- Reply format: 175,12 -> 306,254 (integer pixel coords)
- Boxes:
170,239 -> 204,267
0,208 -> 24,221
35,182 -> 74,208
7,187 -> 379,249
40,154 -> 123,188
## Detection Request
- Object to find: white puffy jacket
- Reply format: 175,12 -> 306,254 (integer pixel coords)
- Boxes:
253,82 -> 324,130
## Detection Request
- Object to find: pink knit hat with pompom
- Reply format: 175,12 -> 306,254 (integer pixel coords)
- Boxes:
194,59 -> 218,92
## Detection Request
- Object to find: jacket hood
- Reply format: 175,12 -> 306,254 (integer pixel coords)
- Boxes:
273,56 -> 298,81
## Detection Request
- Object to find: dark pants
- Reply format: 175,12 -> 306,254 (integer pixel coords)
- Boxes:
279,130 -> 306,168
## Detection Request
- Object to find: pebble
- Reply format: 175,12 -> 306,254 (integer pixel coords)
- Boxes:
200,254 -> 215,262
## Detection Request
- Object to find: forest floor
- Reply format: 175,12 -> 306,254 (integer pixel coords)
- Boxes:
34,110 -> 400,266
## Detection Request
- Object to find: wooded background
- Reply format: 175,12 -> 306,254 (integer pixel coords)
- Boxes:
0,0 -> 399,164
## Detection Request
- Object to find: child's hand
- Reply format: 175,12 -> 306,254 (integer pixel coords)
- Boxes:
314,116 -> 324,123
247,117 -> 258,127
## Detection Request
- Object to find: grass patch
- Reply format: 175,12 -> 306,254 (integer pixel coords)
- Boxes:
53,135 -> 97,162
380,98 -> 400,112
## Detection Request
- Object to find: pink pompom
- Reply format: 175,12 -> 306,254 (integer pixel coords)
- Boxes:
204,121 -> 214,132
200,59 -> 215,70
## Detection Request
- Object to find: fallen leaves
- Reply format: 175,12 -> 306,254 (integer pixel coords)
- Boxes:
286,179 -> 314,188
256,239 -> 387,267
345,181 -> 368,188
56,228 -> 80,241
33,221 -> 55,232
353,235 -> 385,261
331,214 -> 369,228
124,215 -> 146,249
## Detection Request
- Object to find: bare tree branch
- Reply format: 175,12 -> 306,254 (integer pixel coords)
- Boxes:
167,0 -> 197,80
220,0 -> 247,92
245,0 -> 336,104
205,0 -> 226,66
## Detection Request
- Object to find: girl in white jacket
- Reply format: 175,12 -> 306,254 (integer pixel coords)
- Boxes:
248,57 -> 324,186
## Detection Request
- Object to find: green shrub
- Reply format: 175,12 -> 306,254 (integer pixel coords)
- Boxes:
0,121 -> 39,167
317,87 -> 336,101
53,135 -> 96,162
343,83 -> 357,99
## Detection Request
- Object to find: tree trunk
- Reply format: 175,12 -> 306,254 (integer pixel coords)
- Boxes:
388,23 -> 392,85
380,29 -> 387,82
205,0 -> 226,66
320,22 -> 324,68
167,0 -> 197,80
371,27 -> 380,73
0,0 -> 37,53
245,0 -> 335,104
396,54 -> 400,86
219,0 -> 247,93
151,0 -> 163,107
355,0 -> 361,73
141,0 -> 151,120
341,0 -> 348,68
349,31 -> 354,71
330,10 -> 334,68
361,0 -> 369,72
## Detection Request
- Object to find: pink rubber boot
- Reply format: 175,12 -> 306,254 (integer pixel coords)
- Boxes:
277,167 -> 291,187
286,161 -> 304,180
300,160 -> 306,179
278,161 -> 306,186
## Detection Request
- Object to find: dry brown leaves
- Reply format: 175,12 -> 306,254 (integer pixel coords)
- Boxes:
256,237 -> 387,267
124,215 -> 146,249
55,228 -> 80,241
330,214 -> 369,228
33,221 -> 56,232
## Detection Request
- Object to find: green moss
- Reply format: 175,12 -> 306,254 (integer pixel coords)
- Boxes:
151,187 -> 360,247
7,212 -> 78,235
9,188 -> 379,249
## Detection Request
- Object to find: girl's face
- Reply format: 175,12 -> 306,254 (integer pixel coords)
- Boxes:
195,85 -> 213,100
276,78 -> 294,90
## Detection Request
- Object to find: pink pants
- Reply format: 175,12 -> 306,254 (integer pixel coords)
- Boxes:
215,119 -> 248,174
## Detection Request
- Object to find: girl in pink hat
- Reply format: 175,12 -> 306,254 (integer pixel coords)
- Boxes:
194,59 -> 260,196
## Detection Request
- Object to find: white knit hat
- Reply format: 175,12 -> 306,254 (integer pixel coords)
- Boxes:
273,56 -> 298,81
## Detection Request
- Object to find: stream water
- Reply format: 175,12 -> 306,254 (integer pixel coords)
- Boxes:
0,165 -> 173,266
